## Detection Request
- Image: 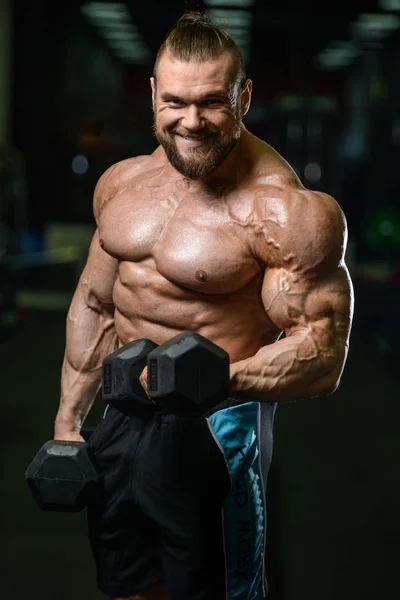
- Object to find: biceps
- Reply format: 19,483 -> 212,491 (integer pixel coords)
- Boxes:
261,265 -> 353,348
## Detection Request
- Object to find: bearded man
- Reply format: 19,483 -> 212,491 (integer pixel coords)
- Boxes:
54,11 -> 353,600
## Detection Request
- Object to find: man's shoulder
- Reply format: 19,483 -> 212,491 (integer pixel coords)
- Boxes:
253,174 -> 344,227
288,187 -> 346,241
242,135 -> 344,232
96,152 -> 163,193
252,181 -> 347,276
93,151 -> 165,219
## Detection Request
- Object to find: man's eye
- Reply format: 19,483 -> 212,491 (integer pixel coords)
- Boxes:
204,99 -> 220,106
168,99 -> 183,106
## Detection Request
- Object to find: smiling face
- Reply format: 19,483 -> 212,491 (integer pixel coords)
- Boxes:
151,51 -> 251,179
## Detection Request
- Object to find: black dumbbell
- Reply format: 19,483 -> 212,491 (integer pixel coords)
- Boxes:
102,338 -> 159,415
102,333 -> 230,418
147,332 -> 230,417
25,440 -> 101,512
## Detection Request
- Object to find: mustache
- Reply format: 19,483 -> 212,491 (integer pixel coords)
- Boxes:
171,130 -> 218,140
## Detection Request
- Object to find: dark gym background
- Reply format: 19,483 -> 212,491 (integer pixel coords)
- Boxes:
1,0 -> 400,598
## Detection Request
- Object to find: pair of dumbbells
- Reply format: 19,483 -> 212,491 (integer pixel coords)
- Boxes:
25,332 -> 230,512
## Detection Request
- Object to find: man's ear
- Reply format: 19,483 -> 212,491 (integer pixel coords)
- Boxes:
150,77 -> 156,108
241,79 -> 253,117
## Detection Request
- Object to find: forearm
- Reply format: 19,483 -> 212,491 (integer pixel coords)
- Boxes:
229,332 -> 345,403
55,295 -> 117,433
56,357 -> 105,432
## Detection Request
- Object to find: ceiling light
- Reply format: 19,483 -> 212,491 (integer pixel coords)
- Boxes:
98,23 -> 138,34
81,1 -> 151,63
314,43 -> 358,70
350,12 -> 400,40
327,41 -> 358,55
108,39 -> 147,50
100,29 -> 142,41
227,30 -> 250,42
208,8 -> 253,27
84,12 -> 130,25
379,0 -> 400,10
314,53 -> 353,69
81,2 -> 130,20
359,12 -> 400,28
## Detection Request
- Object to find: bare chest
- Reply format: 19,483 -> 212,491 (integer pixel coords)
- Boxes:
98,190 -> 260,293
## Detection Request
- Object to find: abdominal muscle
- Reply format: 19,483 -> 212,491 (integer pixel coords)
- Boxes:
112,259 -> 280,363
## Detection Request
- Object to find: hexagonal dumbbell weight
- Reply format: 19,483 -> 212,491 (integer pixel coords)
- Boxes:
102,338 -> 159,416
147,332 -> 230,417
25,440 -> 101,512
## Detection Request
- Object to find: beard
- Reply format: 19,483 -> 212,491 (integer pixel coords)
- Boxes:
153,111 -> 242,180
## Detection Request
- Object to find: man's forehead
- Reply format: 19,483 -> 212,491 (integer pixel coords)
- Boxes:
156,52 -> 234,90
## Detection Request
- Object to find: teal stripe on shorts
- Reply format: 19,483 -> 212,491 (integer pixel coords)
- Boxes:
207,402 -> 267,600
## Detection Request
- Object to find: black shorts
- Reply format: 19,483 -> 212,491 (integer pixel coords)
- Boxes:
87,399 -> 276,600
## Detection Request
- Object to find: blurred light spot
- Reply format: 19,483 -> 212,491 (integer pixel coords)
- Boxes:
81,2 -> 151,64
226,27 -> 250,44
278,95 -> 303,111
304,162 -> 321,182
72,155 -> 89,175
350,13 -> 400,41
208,8 -> 253,26
279,95 -> 303,111
379,0 -> 400,9
363,206 -> 400,253
101,29 -> 141,41
81,2 -> 130,21
314,42 -> 358,69
379,220 -> 395,236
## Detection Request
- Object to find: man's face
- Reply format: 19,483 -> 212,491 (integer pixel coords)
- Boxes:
151,52 -> 246,180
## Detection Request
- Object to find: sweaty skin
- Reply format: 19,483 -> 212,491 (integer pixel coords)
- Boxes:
55,130 -> 353,436
51,46 -> 354,600
55,51 -> 353,449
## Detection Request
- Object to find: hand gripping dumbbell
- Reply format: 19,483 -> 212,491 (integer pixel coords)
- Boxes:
102,332 -> 230,418
25,339 -> 159,512
102,338 -> 160,415
25,440 -> 101,512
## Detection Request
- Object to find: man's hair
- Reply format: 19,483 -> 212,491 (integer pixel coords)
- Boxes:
153,11 -> 247,93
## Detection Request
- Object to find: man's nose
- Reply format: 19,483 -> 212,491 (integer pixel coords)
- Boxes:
181,105 -> 204,131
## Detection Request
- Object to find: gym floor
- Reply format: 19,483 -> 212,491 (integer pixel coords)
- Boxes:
2,280 -> 400,600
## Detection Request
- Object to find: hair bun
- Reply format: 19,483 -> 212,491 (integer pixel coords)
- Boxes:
178,12 -> 211,26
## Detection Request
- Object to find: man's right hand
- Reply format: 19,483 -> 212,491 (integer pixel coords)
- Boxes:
54,422 -> 85,443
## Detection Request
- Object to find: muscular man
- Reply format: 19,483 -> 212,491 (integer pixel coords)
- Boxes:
55,12 -> 353,600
